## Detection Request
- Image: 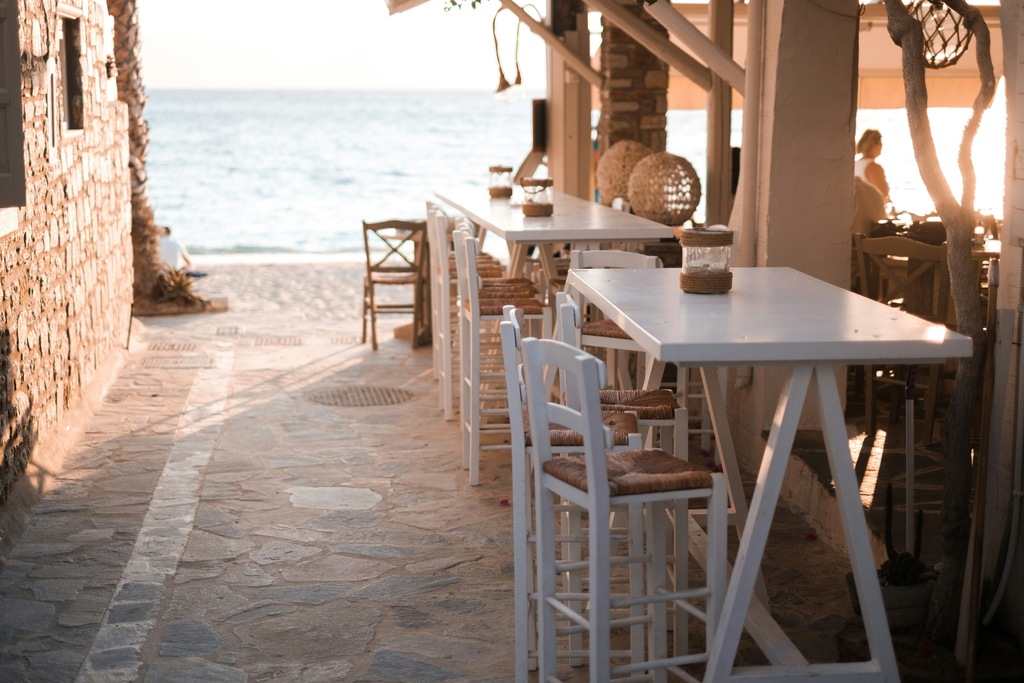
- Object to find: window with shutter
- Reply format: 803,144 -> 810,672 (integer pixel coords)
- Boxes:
0,0 -> 25,208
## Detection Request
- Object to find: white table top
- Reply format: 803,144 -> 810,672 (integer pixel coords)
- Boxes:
568,266 -> 973,366
435,188 -> 675,244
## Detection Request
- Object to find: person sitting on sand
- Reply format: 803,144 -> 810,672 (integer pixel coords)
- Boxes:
158,226 -> 206,278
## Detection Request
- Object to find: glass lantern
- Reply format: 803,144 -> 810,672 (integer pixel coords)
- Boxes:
521,177 -> 553,217
677,225 -> 734,294
488,165 -> 513,199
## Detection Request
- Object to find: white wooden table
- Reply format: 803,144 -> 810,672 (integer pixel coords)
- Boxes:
566,266 -> 972,681
435,188 -> 674,279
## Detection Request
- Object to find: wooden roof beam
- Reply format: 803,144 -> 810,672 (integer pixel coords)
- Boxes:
644,0 -> 745,95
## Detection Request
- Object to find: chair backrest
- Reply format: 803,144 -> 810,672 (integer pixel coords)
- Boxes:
521,337 -> 614,496
362,219 -> 426,276
500,306 -> 528,455
569,249 -> 662,271
553,292 -> 587,409
854,234 -> 950,324
454,224 -> 487,320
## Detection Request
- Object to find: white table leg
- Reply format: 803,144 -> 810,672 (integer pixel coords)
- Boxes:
699,368 -> 770,606
705,364 -> 899,681
815,365 -> 899,680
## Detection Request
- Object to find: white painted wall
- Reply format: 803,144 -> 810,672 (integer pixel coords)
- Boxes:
727,0 -> 859,463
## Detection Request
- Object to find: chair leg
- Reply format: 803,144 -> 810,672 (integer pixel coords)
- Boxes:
922,364 -> 941,446
865,364 -> 877,435
361,280 -> 369,346
535,478 -> 559,682
368,283 -> 379,351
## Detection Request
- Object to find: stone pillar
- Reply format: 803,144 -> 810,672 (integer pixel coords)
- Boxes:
598,0 -> 668,154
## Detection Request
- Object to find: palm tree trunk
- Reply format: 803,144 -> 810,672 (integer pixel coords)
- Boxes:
108,0 -> 162,304
882,0 -> 995,645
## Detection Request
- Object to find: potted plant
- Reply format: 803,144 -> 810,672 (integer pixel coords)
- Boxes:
847,483 -> 938,630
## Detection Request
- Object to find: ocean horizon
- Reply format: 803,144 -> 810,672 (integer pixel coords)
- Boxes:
146,88 -> 1006,260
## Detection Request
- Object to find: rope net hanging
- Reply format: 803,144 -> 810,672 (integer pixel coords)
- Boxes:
627,152 -> 702,226
907,0 -> 974,69
595,140 -> 653,206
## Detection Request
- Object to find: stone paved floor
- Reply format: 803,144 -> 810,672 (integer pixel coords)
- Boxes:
0,263 -> 888,682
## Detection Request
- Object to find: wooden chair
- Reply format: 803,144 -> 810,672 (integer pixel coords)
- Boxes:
854,234 -> 950,443
361,219 -> 428,351
522,335 -> 727,682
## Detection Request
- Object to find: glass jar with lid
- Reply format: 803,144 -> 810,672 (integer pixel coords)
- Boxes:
676,225 -> 733,293
488,165 -> 513,198
521,177 -> 553,217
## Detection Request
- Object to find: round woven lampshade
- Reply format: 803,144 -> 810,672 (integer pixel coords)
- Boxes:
627,152 -> 702,225
596,140 -> 653,206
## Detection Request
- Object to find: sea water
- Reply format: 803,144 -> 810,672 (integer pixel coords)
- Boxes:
145,89 -> 1005,259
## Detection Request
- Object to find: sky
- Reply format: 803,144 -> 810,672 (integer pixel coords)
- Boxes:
138,0 -> 548,91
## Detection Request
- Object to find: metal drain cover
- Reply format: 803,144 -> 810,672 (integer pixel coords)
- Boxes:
148,341 -> 198,352
142,355 -> 215,369
256,336 -> 304,346
308,386 -> 415,407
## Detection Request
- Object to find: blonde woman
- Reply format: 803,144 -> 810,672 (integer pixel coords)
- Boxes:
855,129 -> 891,204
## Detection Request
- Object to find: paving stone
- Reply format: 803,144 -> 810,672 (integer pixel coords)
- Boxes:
221,562 -> 275,587
350,575 -> 460,601
91,646 -> 141,671
231,601 -> 380,659
8,543 -> 83,559
389,604 -> 442,629
108,600 -> 158,624
222,603 -> 297,624
159,620 -> 223,657
249,540 -> 321,565
285,486 -> 382,511
181,531 -> 253,562
252,585 -> 350,605
0,597 -> 55,632
249,661 -> 354,682
307,510 -> 385,531
117,581 -> 165,603
280,554 -> 391,583
56,593 -> 110,627
143,656 -> 247,683
24,647 -> 86,680
327,543 -> 418,559
26,579 -> 86,602
360,651 -> 459,682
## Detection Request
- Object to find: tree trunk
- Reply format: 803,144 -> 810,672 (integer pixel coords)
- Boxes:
882,0 -> 995,645
108,0 -> 162,305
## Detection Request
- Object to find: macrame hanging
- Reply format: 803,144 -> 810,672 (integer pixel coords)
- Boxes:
907,0 -> 973,69
627,152 -> 702,226
492,7 -> 524,93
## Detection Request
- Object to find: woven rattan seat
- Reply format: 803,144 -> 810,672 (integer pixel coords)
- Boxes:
523,410 -> 638,448
542,447 -> 714,496
475,298 -> 545,316
581,318 -> 630,340
599,388 -> 678,420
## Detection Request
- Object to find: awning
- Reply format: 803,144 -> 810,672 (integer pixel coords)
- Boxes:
665,3 -> 1003,110
386,0 -> 431,16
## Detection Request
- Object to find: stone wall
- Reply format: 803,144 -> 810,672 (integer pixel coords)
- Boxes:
0,0 -> 132,506
597,0 -> 668,154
